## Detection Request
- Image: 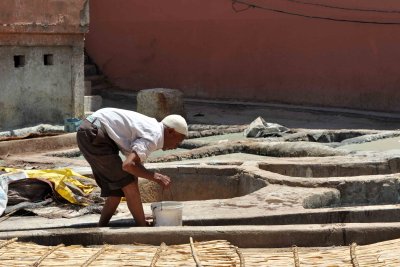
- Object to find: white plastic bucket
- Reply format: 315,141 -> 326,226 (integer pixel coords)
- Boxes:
151,201 -> 183,226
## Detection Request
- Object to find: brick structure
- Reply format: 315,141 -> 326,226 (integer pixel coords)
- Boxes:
0,0 -> 89,130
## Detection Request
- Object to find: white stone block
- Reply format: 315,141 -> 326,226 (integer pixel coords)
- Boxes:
137,88 -> 186,121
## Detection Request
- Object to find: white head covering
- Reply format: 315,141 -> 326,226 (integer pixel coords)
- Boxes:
161,115 -> 188,136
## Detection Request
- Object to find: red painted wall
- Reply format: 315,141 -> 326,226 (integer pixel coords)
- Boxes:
85,0 -> 400,112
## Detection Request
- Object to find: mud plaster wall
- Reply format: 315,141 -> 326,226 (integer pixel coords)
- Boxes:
0,0 -> 88,130
86,0 -> 400,112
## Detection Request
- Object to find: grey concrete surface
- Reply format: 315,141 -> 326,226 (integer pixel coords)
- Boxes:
1,90 -> 400,249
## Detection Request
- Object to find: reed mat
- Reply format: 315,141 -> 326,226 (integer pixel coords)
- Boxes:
1,237 -> 400,266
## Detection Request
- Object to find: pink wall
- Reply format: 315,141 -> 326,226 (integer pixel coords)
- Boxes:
85,0 -> 400,112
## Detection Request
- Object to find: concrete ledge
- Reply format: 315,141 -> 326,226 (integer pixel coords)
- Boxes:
2,223 -> 400,248
0,133 -> 77,156
184,98 -> 400,121
99,89 -> 400,121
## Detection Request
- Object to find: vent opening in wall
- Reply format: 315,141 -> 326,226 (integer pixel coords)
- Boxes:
44,54 -> 54,65
14,55 -> 25,68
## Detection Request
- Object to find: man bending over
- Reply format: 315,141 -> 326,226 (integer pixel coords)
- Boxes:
76,108 -> 187,226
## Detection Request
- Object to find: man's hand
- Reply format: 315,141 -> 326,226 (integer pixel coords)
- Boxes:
153,172 -> 171,188
123,152 -> 172,188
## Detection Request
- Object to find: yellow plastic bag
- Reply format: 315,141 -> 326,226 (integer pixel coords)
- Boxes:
0,167 -> 95,205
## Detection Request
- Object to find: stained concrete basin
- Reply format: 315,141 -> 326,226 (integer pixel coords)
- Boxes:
139,166 -> 268,202
2,129 -> 400,248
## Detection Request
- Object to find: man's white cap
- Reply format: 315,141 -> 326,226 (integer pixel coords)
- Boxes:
161,115 -> 188,136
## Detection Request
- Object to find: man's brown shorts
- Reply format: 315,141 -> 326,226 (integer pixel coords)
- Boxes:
76,119 -> 137,197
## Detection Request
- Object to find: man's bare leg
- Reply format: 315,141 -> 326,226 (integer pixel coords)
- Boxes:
98,196 -> 121,227
122,181 -> 146,226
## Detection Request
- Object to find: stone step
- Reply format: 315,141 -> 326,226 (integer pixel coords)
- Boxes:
84,81 -> 92,95
85,75 -> 106,86
84,64 -> 97,76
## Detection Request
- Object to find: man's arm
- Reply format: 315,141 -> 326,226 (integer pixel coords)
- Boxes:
122,152 -> 171,188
